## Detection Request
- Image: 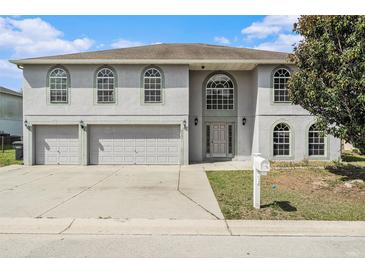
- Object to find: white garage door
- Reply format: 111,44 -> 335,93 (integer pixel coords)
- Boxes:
36,125 -> 80,165
90,125 -> 181,165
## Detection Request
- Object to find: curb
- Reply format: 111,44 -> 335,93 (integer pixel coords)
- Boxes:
0,218 -> 364,236
227,220 -> 365,237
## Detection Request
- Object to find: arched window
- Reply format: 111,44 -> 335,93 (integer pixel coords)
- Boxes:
96,67 -> 115,103
49,67 -> 68,103
206,74 -> 234,110
273,68 -> 291,102
273,123 -> 290,156
143,67 -> 162,103
308,124 -> 325,156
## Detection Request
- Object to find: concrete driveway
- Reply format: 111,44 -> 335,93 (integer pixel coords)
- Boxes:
0,165 -> 223,220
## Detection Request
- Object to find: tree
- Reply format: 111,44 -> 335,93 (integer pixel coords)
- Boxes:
288,16 -> 365,154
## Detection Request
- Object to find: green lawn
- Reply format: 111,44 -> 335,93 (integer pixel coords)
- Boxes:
341,150 -> 365,167
207,163 -> 365,220
0,149 -> 22,167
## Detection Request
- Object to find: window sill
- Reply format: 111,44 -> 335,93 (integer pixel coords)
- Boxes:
144,102 -> 163,104
273,101 -> 292,104
308,155 -> 328,160
272,155 -> 293,160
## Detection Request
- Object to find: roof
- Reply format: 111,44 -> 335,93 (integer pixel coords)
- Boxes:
10,43 -> 291,65
0,86 -> 22,97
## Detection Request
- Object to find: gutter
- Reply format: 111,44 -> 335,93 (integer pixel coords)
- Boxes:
0,89 -> 22,97
10,58 -> 293,65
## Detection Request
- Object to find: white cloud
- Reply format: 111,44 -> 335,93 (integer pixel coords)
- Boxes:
241,15 -> 298,39
214,36 -> 230,45
254,34 -> 301,52
0,17 -> 94,58
0,16 -> 94,90
96,43 -> 105,49
111,39 -> 144,48
240,16 -> 301,53
0,59 -> 21,79
14,38 -> 93,57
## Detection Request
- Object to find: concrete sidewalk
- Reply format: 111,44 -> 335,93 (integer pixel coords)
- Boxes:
1,218 -> 365,237
190,160 -> 252,171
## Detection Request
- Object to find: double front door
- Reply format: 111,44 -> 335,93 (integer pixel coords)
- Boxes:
206,123 -> 234,158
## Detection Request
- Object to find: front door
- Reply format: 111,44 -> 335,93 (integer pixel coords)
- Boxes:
211,123 -> 227,157
206,122 -> 234,158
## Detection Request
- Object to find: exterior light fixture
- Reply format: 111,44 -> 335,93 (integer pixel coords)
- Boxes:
24,120 -> 31,129
80,120 -> 86,130
242,117 -> 247,126
183,120 -> 187,129
194,117 -> 198,126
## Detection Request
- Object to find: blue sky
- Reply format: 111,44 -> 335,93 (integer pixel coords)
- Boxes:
0,16 -> 300,91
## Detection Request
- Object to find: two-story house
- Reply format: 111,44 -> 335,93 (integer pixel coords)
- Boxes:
11,43 -> 341,166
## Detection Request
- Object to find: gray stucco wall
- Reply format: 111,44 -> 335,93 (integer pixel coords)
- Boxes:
255,65 -> 307,116
23,64 -> 189,116
22,62 -> 341,165
257,115 -> 341,161
188,65 -> 341,162
22,64 -> 189,165
189,70 -> 256,162
254,65 -> 341,161
0,92 -> 22,136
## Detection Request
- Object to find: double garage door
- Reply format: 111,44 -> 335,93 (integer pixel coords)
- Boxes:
35,125 -> 181,165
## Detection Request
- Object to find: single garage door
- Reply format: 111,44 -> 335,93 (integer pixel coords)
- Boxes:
35,125 -> 80,165
90,125 -> 181,165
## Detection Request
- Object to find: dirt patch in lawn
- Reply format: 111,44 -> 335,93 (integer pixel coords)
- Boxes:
268,168 -> 365,202
268,169 -> 335,191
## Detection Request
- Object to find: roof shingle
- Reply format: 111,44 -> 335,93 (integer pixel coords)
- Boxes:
11,43 -> 289,64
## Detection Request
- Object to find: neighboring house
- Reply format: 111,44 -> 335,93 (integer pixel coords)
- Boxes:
11,43 -> 341,166
0,86 -> 23,136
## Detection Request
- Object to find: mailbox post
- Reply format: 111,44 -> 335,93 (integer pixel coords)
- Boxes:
252,153 -> 270,209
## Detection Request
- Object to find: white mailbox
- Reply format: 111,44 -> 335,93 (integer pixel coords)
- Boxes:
252,154 -> 270,209
254,157 -> 270,175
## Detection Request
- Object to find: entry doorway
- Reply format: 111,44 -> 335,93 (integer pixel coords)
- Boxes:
206,122 -> 234,158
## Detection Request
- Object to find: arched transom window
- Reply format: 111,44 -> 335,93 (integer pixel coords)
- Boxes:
273,123 -> 290,156
273,68 -> 291,102
308,124 -> 326,156
143,67 -> 162,103
49,67 -> 68,103
96,67 -> 115,103
206,74 -> 234,110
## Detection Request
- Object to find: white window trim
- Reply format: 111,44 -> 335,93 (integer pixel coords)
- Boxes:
142,67 -> 164,105
95,67 -> 116,104
272,67 -> 291,104
272,122 -> 292,158
205,74 -> 235,111
307,124 -> 328,159
47,67 -> 70,105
